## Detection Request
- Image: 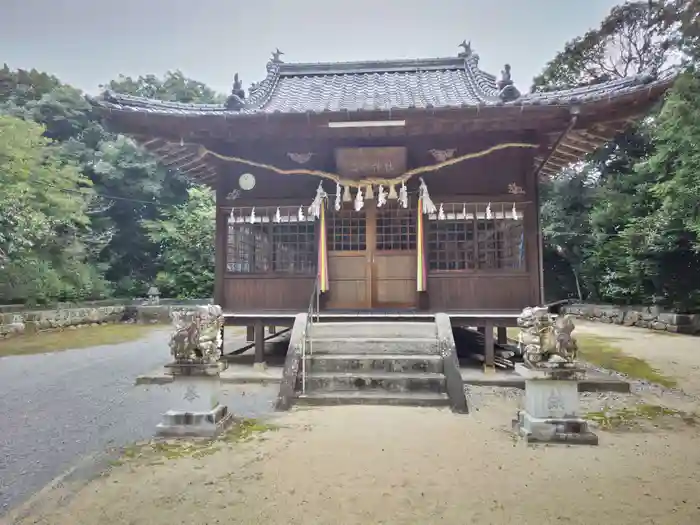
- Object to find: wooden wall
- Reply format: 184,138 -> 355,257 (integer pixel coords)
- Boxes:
215,129 -> 542,313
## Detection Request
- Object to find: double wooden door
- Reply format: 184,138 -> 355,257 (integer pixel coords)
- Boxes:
325,205 -> 417,310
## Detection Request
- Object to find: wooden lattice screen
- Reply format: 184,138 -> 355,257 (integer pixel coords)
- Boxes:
226,206 -> 316,274
427,202 -> 525,271
327,209 -> 367,251
376,205 -> 417,251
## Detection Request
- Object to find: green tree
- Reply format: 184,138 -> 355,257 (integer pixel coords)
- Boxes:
0,114 -> 109,303
532,1 -> 673,92
142,186 -> 215,298
103,70 -> 225,104
540,169 -> 596,300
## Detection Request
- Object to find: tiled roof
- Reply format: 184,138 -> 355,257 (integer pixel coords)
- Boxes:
92,51 -> 675,117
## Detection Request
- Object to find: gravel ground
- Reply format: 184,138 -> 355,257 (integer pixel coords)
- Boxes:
0,329 -> 278,517
8,399 -> 700,525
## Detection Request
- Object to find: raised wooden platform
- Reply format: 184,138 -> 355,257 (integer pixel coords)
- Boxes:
223,309 -> 521,327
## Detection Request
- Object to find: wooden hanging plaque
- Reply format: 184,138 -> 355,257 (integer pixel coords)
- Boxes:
335,147 -> 406,179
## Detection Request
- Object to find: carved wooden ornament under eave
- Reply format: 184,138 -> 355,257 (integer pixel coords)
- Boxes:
508,182 -> 525,195
287,152 -> 314,164
429,148 -> 456,162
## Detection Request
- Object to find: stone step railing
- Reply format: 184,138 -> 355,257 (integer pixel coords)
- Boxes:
561,303 -> 700,335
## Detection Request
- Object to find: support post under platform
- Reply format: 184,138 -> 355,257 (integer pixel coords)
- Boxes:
254,321 -> 266,369
497,326 -> 508,345
483,321 -> 495,372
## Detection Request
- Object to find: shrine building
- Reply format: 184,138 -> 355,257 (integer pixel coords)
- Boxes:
91,43 -> 674,367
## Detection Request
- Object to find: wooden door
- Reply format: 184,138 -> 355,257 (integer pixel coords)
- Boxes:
371,205 -> 418,308
326,208 -> 371,309
325,203 -> 417,310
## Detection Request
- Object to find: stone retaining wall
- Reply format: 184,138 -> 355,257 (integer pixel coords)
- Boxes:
0,302 -> 212,339
561,303 -> 700,335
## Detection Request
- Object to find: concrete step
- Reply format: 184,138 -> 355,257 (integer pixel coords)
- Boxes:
306,353 -> 444,374
296,390 -> 450,407
309,338 -> 438,355
301,371 -> 446,393
310,321 -> 436,340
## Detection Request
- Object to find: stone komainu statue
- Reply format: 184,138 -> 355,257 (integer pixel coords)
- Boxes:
517,306 -> 578,368
169,305 -> 224,363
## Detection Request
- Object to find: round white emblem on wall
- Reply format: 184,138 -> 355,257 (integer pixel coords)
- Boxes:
238,172 -> 256,191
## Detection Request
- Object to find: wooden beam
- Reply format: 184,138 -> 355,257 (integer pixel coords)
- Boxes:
550,148 -> 582,163
254,321 -> 265,364
497,326 -> 508,345
483,321 -> 495,371
558,142 -> 593,155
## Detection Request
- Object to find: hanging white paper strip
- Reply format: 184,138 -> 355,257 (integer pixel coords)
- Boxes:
354,187 -> 364,211
399,182 -> 408,209
377,185 -> 387,207
419,177 -> 437,215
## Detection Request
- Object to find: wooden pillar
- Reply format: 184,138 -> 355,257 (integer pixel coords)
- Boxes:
254,321 -> 265,364
483,321 -> 495,372
246,325 -> 254,342
497,326 -> 508,345
214,176 -> 226,309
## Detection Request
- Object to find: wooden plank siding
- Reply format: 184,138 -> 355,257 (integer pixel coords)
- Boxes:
215,129 -> 541,313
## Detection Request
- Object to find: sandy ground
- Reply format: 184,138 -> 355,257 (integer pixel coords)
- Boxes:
5,324 -> 700,525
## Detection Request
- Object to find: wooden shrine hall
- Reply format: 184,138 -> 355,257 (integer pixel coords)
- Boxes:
91,42 -> 674,367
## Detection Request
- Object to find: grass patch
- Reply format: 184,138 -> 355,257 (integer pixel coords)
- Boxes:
576,335 -> 676,387
113,418 -> 278,467
503,327 -> 676,387
586,403 -> 695,431
0,323 -> 164,358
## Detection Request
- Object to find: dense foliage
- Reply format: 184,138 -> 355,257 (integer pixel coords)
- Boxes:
536,0 -> 700,312
0,68 -> 217,304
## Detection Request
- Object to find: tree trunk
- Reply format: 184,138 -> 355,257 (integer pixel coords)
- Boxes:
572,267 -> 583,301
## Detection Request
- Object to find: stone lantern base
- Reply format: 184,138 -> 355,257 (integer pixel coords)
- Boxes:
155,362 -> 233,438
513,363 -> 598,445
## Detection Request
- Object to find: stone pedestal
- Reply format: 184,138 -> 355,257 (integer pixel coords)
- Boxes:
156,362 -> 233,438
513,363 -> 598,445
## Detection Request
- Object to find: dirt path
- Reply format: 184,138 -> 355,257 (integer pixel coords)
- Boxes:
7,391 -> 700,525
6,322 -> 700,525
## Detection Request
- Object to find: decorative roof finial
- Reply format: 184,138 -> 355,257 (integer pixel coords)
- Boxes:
498,64 -> 513,90
225,73 -> 246,110
272,48 -> 285,63
497,64 -> 521,102
232,73 -> 245,99
458,40 -> 472,58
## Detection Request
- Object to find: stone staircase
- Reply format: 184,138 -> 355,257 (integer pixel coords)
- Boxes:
295,320 -> 465,409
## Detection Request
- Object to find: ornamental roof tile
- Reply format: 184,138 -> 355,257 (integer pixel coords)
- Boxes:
92,50 -> 675,117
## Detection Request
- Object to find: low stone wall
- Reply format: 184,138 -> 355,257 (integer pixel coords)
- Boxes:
561,303 -> 700,335
0,301 -> 212,339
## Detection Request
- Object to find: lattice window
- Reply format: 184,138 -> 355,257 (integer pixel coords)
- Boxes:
327,209 -> 366,251
226,206 -> 316,274
376,205 -> 417,251
427,202 -> 525,271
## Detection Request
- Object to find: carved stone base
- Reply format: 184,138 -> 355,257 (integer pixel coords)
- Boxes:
156,403 -> 233,438
513,410 -> 598,445
156,366 -> 230,438
513,363 -> 598,445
